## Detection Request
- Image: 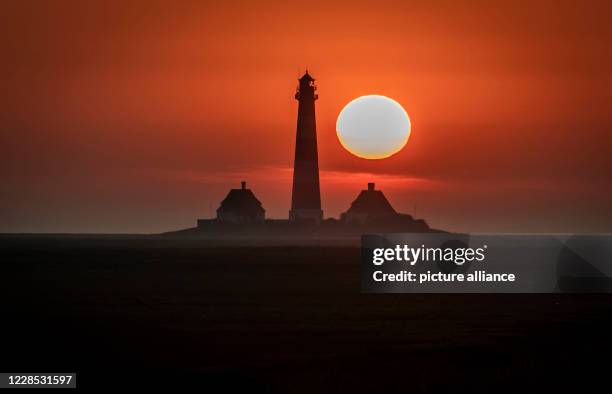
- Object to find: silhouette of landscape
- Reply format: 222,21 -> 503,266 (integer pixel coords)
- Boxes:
174,72 -> 438,237
2,70 -> 611,392
3,2 -> 612,390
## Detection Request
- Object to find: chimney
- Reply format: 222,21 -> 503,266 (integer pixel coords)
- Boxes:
241,181 -> 246,190
368,182 -> 375,191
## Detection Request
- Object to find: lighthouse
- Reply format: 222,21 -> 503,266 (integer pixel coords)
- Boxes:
289,71 -> 323,223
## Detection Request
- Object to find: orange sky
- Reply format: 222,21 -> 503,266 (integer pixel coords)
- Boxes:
2,0 -> 612,233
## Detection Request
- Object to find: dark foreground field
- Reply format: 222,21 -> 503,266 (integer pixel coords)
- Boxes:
1,235 -> 612,392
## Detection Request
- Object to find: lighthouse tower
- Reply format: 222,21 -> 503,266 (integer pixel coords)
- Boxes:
289,71 -> 323,223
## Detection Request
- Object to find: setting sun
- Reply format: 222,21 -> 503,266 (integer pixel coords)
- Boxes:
336,95 -> 411,159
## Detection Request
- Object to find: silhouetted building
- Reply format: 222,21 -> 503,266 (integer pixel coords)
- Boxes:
185,72 -> 441,236
289,71 -> 323,223
341,183 -> 397,223
216,181 -> 265,223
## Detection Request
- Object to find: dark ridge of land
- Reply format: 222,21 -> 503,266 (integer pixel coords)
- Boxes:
1,234 -> 611,392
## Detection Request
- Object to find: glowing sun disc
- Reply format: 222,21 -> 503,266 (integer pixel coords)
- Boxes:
336,95 -> 411,159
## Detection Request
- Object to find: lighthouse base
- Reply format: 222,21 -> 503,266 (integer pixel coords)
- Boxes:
289,209 -> 323,224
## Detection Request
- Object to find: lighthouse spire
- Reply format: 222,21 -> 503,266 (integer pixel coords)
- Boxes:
289,71 -> 323,223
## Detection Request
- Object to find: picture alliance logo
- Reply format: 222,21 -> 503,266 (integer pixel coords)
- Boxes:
372,244 -> 488,266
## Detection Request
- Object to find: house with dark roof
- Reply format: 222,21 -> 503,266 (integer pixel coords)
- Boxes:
216,181 -> 265,223
341,183 -> 398,224
187,180 -> 434,235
